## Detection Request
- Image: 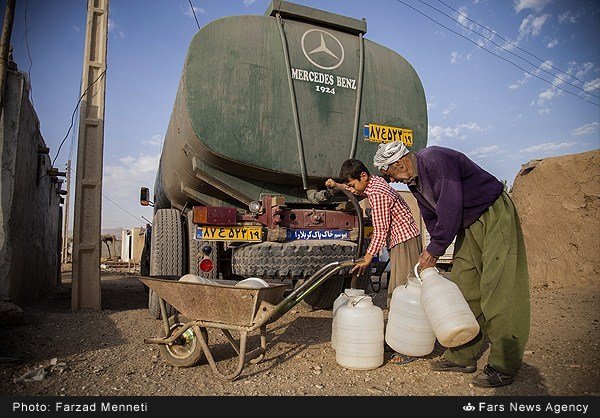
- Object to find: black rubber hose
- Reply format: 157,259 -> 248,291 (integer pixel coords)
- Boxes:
335,188 -> 365,263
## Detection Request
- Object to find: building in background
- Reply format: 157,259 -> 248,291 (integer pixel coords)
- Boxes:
120,227 -> 145,264
0,59 -> 63,305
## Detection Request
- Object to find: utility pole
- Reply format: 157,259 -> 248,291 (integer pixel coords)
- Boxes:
61,159 -> 71,264
71,0 -> 109,311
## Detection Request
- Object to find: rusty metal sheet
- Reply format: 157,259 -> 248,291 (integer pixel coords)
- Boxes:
140,278 -> 287,326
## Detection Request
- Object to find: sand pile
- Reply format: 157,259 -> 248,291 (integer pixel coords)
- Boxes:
510,150 -> 600,288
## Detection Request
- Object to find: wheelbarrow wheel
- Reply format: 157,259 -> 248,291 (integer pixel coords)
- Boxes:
159,314 -> 208,368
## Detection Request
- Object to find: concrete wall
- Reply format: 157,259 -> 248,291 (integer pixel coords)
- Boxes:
0,69 -> 62,304
132,227 -> 145,263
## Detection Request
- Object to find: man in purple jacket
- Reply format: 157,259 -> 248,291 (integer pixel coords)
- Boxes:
373,142 -> 530,388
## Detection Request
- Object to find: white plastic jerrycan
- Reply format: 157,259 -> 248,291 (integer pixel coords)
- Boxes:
415,264 -> 480,348
385,276 -> 436,356
331,289 -> 365,350
335,295 -> 384,370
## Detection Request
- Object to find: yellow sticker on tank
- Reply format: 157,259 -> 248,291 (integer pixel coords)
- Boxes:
363,123 -> 413,146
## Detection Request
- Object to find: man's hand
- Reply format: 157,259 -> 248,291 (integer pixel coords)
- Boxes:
352,253 -> 373,276
417,250 -> 438,273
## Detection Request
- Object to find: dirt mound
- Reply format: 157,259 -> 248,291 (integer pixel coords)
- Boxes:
511,150 -> 600,288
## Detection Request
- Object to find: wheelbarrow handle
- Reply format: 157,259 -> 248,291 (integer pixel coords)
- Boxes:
261,259 -> 359,325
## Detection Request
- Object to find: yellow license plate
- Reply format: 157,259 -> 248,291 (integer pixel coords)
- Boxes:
363,123 -> 413,146
196,226 -> 263,242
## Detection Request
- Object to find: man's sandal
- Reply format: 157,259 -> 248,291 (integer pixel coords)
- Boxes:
389,352 -> 417,365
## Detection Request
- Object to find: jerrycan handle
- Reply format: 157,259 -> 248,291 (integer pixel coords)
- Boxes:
350,293 -> 376,306
414,263 -> 440,283
413,263 -> 421,283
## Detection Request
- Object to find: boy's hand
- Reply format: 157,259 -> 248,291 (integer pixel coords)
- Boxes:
326,178 -> 353,192
351,253 -> 373,276
325,178 -> 338,189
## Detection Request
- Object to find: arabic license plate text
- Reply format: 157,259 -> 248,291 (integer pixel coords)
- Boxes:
363,123 -> 413,146
196,226 -> 263,242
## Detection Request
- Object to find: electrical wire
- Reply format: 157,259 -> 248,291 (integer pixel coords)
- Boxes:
188,0 -> 201,30
394,0 -> 599,107
68,75 -> 84,162
417,0 -> 599,99
52,69 -> 107,166
102,193 -> 149,225
436,0 -> 600,93
67,167 -> 149,225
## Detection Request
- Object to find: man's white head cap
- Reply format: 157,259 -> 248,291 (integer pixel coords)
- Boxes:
373,142 -> 409,171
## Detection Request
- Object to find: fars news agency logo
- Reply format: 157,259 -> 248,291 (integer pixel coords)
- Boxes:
463,403 -> 476,412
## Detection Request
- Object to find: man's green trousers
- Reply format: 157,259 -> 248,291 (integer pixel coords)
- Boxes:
443,191 -> 530,376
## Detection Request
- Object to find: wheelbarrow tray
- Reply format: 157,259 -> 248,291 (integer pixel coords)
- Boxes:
139,277 -> 287,327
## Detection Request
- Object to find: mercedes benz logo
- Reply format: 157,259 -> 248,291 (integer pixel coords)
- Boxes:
301,29 -> 345,70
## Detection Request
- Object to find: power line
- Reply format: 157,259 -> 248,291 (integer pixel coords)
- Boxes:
188,0 -> 201,30
394,0 -> 599,107
103,193 -> 148,225
68,74 -> 84,161
68,167 -> 149,225
53,69 -> 107,166
418,0 -> 599,99
436,0 -> 600,93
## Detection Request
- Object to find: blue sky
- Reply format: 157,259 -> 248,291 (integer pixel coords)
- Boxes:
3,0 -> 599,229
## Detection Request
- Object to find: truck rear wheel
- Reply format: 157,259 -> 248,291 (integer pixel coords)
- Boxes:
148,288 -> 176,320
149,209 -> 185,319
186,210 -> 219,280
294,274 -> 345,311
231,240 -> 360,310
295,269 -> 371,311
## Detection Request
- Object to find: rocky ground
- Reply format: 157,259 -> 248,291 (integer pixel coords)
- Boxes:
0,270 -> 599,397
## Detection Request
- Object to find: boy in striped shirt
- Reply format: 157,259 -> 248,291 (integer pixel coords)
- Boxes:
326,159 -> 421,313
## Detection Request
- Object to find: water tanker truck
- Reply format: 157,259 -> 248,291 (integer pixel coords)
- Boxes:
140,0 -> 428,315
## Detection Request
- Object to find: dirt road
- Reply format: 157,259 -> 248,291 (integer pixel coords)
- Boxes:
1,272 -> 599,397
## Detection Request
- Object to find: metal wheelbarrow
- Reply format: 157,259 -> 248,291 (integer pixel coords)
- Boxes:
139,259 -> 357,381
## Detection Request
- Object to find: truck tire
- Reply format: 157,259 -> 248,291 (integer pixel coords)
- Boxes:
149,209 -> 185,319
231,240 -> 360,310
297,269 -> 371,311
186,210 -> 219,280
294,274 -> 345,311
140,245 -> 150,277
148,288 -> 176,320
343,269 -> 372,292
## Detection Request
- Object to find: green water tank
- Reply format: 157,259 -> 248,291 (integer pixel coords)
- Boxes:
155,0 -> 427,210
